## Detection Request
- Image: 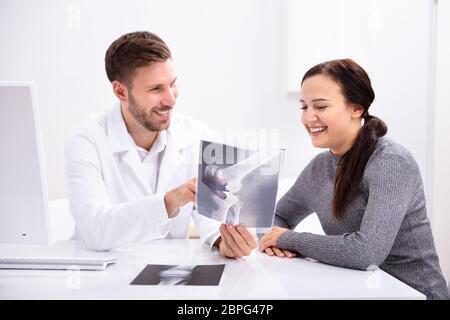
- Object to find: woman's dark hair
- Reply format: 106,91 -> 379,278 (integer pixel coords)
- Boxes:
301,59 -> 387,220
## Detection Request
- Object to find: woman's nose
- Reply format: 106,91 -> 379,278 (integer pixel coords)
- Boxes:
302,108 -> 318,123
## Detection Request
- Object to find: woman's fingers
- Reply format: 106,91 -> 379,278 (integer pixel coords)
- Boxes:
264,247 -> 274,256
283,249 -> 296,258
272,246 -> 285,258
259,232 -> 277,251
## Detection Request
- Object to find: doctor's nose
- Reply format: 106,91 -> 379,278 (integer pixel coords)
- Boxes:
162,87 -> 177,106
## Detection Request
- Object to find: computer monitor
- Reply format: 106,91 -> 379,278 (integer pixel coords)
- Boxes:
0,82 -> 52,245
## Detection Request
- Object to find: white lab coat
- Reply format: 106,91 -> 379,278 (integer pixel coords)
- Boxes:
65,105 -> 219,251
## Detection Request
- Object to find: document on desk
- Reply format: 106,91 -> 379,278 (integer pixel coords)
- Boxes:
196,140 -> 285,229
130,264 -> 225,286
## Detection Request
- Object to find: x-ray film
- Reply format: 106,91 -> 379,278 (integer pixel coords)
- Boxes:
196,140 -> 285,230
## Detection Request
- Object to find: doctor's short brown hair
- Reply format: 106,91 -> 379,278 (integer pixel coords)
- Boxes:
105,31 -> 172,86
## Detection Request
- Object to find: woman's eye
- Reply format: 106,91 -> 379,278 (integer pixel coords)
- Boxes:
300,105 -> 307,110
315,105 -> 327,110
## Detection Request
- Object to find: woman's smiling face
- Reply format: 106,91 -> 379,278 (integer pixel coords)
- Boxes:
300,74 -> 364,155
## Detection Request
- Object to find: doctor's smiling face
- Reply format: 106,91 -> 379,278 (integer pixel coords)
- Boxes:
105,31 -> 176,135
125,59 -> 178,132
300,74 -> 363,155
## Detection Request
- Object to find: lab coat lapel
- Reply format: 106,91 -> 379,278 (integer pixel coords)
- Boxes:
157,140 -> 183,193
107,105 -> 150,195
121,150 -> 150,195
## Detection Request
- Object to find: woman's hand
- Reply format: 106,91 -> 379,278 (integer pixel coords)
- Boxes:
263,246 -> 297,258
259,227 -> 296,258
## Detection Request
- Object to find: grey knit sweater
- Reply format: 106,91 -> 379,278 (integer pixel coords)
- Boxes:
275,137 -> 449,300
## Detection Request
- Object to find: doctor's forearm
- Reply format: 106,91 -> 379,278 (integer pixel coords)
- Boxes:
164,191 -> 182,217
72,195 -> 171,250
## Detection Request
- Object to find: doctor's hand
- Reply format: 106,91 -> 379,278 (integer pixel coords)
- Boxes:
216,224 -> 257,258
259,227 -> 297,258
164,178 -> 196,218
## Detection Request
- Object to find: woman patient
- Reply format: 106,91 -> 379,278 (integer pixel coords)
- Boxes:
259,59 -> 449,300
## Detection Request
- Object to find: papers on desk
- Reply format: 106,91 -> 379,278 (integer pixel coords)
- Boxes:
130,264 -> 225,286
196,140 -> 285,229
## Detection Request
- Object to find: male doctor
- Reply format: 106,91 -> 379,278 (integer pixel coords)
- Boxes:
65,31 -> 256,257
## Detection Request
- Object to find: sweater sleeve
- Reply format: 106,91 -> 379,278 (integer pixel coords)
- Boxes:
277,153 -> 419,270
274,161 -> 315,229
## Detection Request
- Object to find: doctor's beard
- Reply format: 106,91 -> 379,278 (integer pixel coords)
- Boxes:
128,92 -> 172,132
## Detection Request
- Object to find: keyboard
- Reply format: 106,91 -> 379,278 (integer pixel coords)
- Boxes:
0,256 -> 117,270
0,243 -> 118,271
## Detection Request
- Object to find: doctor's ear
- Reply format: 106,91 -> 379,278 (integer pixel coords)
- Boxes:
112,81 -> 129,102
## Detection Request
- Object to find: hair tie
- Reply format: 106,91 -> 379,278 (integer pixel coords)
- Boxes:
363,111 -> 370,119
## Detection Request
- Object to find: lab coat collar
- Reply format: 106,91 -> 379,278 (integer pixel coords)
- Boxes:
106,104 -> 138,153
105,104 -> 189,194
135,130 -> 167,160
106,104 -> 189,153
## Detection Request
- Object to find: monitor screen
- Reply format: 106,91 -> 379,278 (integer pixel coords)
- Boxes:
0,83 -> 52,245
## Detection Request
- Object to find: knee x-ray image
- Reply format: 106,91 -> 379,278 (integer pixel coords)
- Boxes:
130,264 -> 225,286
196,140 -> 285,228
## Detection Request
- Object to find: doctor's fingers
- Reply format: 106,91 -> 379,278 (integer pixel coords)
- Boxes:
219,230 -> 240,258
219,235 -> 237,258
220,225 -> 246,258
235,225 -> 257,249
226,225 -> 255,256
186,179 -> 196,192
181,186 -> 196,203
174,184 -> 195,206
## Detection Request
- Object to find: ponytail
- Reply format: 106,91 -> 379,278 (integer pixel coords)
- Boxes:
332,115 -> 387,220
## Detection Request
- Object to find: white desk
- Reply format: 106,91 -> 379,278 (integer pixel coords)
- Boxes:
0,239 -> 425,299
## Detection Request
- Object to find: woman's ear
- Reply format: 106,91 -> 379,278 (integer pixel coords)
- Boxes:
351,104 -> 364,119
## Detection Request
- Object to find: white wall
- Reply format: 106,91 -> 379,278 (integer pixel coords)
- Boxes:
432,0 -> 450,283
